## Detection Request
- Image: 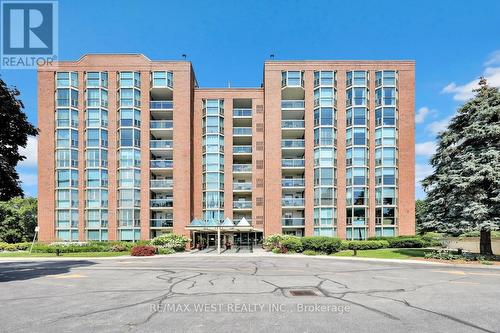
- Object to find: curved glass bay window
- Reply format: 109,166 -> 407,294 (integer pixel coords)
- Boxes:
375,71 -> 399,236
346,70 -> 369,240
313,71 -> 337,236
85,72 -> 109,241
202,99 -> 224,221
55,72 -> 79,241
118,72 -> 141,241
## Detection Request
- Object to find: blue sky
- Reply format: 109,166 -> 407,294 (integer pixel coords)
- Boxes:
1,0 -> 500,199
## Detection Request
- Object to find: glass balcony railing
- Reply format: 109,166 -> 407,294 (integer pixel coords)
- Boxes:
233,183 -> 252,191
233,164 -> 252,172
233,127 -> 252,136
282,218 -> 305,226
150,140 -> 173,149
281,140 -> 305,148
233,145 -> 252,154
150,219 -> 173,228
150,198 -> 173,208
150,101 -> 173,110
281,178 -> 305,187
150,120 -> 173,129
282,198 -> 305,207
150,160 -> 173,168
233,109 -> 252,117
150,179 -> 173,188
233,201 -> 252,209
281,159 -> 305,168
281,100 -> 305,109
281,120 -> 305,129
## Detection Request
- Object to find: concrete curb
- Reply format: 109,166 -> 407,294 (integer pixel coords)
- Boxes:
1,251 -> 499,270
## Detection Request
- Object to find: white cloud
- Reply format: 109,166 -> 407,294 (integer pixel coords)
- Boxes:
415,163 -> 433,184
415,141 -> 436,158
19,172 -> 37,186
442,53 -> 500,101
485,50 -> 500,66
18,137 -> 37,167
415,107 -> 432,124
426,117 -> 451,136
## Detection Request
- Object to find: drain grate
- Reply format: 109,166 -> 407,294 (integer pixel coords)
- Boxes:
289,289 -> 318,297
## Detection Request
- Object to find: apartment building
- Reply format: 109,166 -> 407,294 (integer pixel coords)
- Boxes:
37,54 -> 415,244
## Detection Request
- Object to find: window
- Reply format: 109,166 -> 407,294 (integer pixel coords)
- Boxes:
56,89 -> 78,107
86,72 -> 108,87
119,148 -> 140,168
119,72 -> 140,88
56,149 -> 78,168
56,129 -> 78,148
119,88 -> 140,107
347,127 -> 367,146
56,169 -> 78,188
119,128 -> 140,147
56,72 -> 77,88
86,108 -> 108,127
119,108 -> 140,127
152,71 -> 173,87
56,189 -> 78,208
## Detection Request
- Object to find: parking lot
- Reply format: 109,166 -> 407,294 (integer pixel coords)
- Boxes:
1,255 -> 499,332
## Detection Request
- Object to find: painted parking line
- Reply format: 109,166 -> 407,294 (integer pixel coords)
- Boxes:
48,274 -> 87,279
432,270 -> 500,277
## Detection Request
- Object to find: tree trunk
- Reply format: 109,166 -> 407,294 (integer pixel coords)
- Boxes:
479,229 -> 493,255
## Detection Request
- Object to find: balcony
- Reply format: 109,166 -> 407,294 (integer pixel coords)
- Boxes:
281,100 -> 305,109
233,201 -> 252,209
282,198 -> 305,207
282,178 -> 305,187
150,179 -> 173,189
233,127 -> 252,136
150,198 -> 173,208
150,160 -> 173,169
281,139 -> 305,149
233,109 -> 252,117
281,159 -> 305,168
281,120 -> 305,129
233,182 -> 252,191
150,140 -> 173,149
282,217 -> 305,227
150,101 -> 173,110
233,145 -> 252,154
150,120 -> 173,129
233,164 -> 252,173
150,218 -> 173,228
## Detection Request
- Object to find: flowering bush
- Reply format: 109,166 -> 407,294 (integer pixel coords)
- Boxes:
150,233 -> 190,251
131,245 -> 156,256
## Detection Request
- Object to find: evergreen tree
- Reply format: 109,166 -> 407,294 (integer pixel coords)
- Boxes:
422,80 -> 500,255
0,78 -> 38,200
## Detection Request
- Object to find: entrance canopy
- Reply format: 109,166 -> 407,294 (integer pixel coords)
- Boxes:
187,217 -> 260,232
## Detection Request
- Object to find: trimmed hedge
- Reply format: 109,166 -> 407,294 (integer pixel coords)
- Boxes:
131,245 -> 156,256
345,240 -> 389,250
0,242 -> 31,251
301,236 -> 342,254
368,236 -> 426,248
280,236 -> 303,252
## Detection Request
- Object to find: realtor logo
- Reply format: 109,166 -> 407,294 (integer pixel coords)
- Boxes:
1,1 -> 58,69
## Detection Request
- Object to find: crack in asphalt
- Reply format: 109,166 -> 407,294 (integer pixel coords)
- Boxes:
3,259 -> 497,333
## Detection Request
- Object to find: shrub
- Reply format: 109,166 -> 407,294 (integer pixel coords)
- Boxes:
424,249 -> 498,261
302,250 -> 317,256
420,233 -> 443,247
0,242 -> 31,251
370,236 -> 425,248
279,236 -> 303,252
263,234 -> 284,250
271,247 -> 281,254
347,240 -> 389,251
157,247 -> 175,255
301,236 -> 342,254
131,245 -> 156,256
150,234 -> 190,251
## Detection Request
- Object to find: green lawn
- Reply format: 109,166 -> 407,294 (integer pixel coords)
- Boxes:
0,251 -> 129,258
332,248 -> 432,259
